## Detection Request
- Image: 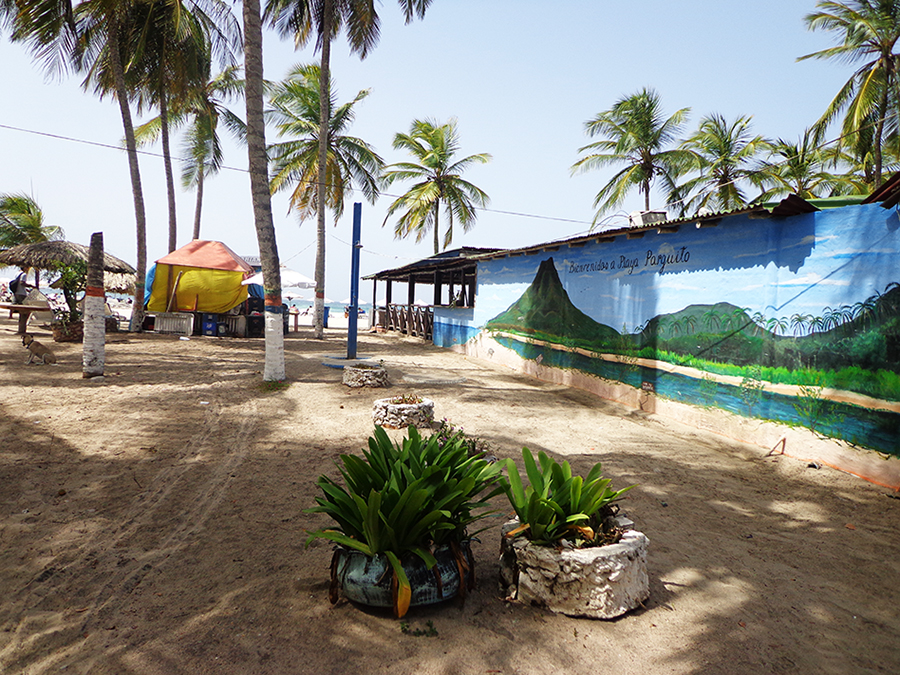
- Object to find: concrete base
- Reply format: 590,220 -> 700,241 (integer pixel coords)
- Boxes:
499,521 -> 650,619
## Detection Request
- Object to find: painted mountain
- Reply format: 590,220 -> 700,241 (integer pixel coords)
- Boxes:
485,257 -> 619,343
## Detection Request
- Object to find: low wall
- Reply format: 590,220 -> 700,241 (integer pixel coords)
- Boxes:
457,332 -> 900,490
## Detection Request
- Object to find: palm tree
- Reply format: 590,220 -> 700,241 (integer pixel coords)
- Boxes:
755,129 -> 865,200
263,0 -> 431,339
382,118 -> 492,255
0,192 -> 64,289
571,87 -> 692,223
671,113 -> 771,216
799,0 -> 900,188
0,192 -> 64,249
134,64 -> 246,240
243,0 -> 284,380
120,0 -> 240,253
268,63 -> 383,225
8,0 -> 150,330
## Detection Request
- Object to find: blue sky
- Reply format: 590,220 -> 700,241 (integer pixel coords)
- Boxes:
0,1 -> 858,301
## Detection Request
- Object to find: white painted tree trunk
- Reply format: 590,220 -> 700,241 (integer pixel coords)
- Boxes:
82,232 -> 105,378
264,311 -> 285,381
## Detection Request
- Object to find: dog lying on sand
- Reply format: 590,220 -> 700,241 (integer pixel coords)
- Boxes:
22,334 -> 57,365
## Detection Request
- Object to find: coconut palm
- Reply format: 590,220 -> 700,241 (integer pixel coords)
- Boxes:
9,0 -> 150,329
121,0 -> 240,253
755,129 -> 865,201
263,0 -> 431,338
671,113 -> 771,216
799,0 -> 900,188
382,117 -> 492,255
134,64 -> 246,240
268,63 -> 382,226
0,192 -> 64,249
243,0 -> 285,380
571,87 -> 693,223
0,192 -> 64,289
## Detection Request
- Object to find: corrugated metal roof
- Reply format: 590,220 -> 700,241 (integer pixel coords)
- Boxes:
367,184 -> 889,277
363,247 -> 502,281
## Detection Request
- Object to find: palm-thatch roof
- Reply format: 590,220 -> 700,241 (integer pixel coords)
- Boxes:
0,240 -> 136,293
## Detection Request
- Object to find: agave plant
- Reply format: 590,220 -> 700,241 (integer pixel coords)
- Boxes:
306,426 -> 502,617
501,447 -> 634,547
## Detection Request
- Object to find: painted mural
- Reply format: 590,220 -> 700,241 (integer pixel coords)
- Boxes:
434,202 -> 900,456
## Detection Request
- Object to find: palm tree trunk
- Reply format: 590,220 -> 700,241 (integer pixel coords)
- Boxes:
643,179 -> 650,211
192,168 -> 204,240
432,199 -> 439,255
160,74 -> 178,252
109,16 -> 147,332
243,0 -> 285,381
873,59 -> 891,188
82,231 -> 105,377
313,0 -> 333,340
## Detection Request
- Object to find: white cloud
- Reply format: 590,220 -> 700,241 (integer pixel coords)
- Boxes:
774,272 -> 849,287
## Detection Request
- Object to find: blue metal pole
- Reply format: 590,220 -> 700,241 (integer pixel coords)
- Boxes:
347,202 -> 362,359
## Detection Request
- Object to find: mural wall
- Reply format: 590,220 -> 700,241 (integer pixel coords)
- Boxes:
434,202 -> 900,457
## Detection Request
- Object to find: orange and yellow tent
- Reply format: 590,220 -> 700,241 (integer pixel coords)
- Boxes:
146,240 -> 252,313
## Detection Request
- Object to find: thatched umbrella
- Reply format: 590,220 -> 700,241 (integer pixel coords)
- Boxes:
0,240 -> 136,293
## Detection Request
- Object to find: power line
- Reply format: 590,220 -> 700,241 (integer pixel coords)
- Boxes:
0,121 -> 593,227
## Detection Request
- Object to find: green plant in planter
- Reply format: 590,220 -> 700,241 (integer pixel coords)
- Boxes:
306,425 -> 503,617
500,447 -> 634,547
50,259 -> 87,323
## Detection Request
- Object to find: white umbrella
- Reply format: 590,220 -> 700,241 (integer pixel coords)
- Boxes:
242,267 -> 315,288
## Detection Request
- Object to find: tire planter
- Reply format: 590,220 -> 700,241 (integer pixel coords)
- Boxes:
498,519 -> 650,619
372,397 -> 434,429
330,542 -> 474,609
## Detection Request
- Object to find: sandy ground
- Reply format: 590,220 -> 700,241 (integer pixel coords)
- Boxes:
1,315 -> 898,675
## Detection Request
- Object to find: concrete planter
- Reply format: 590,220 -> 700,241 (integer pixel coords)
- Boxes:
498,519 -> 649,619
372,397 -> 434,429
342,363 -> 389,388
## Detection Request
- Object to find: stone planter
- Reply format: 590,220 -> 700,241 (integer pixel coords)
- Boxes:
372,397 -> 434,429
343,362 -> 389,388
498,519 -> 649,619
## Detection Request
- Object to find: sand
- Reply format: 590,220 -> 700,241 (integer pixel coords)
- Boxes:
1,315 -> 898,675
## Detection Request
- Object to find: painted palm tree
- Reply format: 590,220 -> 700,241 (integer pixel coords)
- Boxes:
671,113 -> 771,216
799,0 -> 900,188
134,64 -> 246,240
702,308 -> 721,333
268,63 -> 382,227
571,88 -> 693,224
243,0 -> 285,380
382,118 -> 492,255
8,0 -> 151,329
755,129 -> 865,201
263,0 -> 431,339
790,312 -> 813,336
